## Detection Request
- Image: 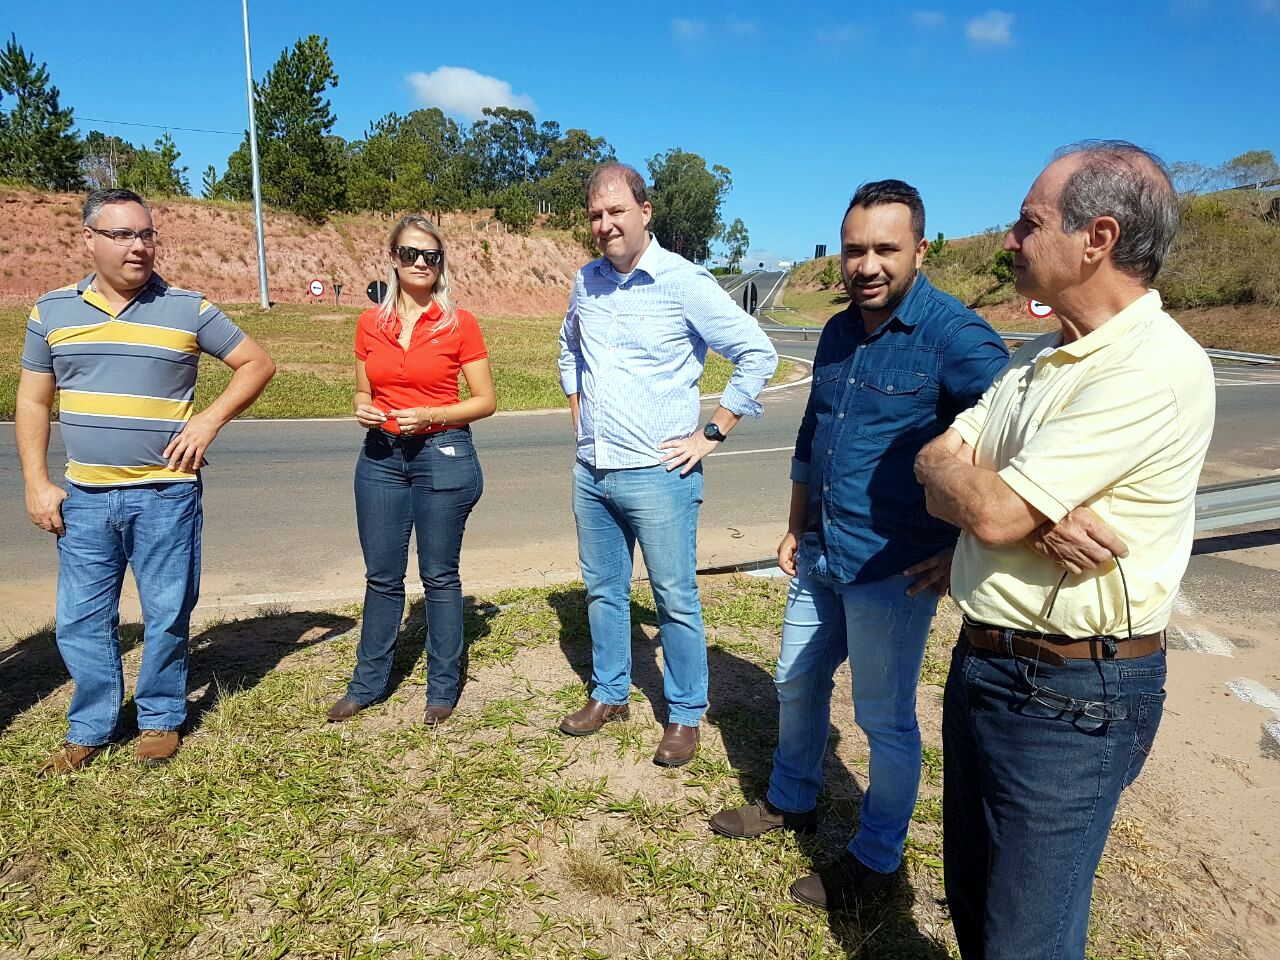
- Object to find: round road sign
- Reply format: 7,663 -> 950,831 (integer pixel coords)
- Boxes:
367,280 -> 388,304
309,278 -> 325,297
1026,299 -> 1054,319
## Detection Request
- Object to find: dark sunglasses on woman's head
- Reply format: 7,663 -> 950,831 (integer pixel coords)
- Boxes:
393,245 -> 443,268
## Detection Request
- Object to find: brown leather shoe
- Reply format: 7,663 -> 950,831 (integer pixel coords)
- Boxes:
326,696 -> 365,723
135,730 -> 180,767
653,723 -> 699,767
423,704 -> 453,725
710,798 -> 818,838
559,698 -> 630,736
37,742 -> 103,778
790,851 -> 897,912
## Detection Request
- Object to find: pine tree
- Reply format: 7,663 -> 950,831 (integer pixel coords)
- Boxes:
0,34 -> 84,190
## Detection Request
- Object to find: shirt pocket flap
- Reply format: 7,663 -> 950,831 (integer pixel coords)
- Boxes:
861,369 -> 928,396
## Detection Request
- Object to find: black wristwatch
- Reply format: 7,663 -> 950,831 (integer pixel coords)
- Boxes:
703,422 -> 727,443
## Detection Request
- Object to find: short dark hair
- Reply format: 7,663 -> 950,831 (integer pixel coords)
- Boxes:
845,179 -> 926,242
585,162 -> 648,206
1051,140 -> 1179,284
83,188 -> 150,227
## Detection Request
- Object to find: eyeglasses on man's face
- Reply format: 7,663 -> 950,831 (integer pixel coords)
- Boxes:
393,245 -> 443,268
90,227 -> 159,247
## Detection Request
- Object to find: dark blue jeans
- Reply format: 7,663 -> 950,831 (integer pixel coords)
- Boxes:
349,429 -> 482,707
942,632 -> 1167,960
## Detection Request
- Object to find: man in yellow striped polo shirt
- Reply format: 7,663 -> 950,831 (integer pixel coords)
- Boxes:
914,142 -> 1215,960
16,188 -> 275,775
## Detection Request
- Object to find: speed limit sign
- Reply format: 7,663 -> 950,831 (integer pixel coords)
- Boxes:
1026,299 -> 1054,319
308,278 -> 325,298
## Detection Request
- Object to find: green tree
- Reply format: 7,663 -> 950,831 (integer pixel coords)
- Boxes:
119,132 -> 189,197
721,217 -> 749,271
464,107 -> 558,198
817,259 -> 839,288
222,34 -> 345,221
494,183 -> 535,233
1223,149 -> 1279,188
0,34 -> 84,190
81,130 -> 136,189
534,127 -> 615,228
346,108 -> 466,216
200,164 -> 221,199
647,148 -> 731,261
924,231 -> 949,264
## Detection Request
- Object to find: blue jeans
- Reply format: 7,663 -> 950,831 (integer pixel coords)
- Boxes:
942,632 -> 1168,960
349,429 -> 482,707
572,461 -> 706,727
766,558 -> 939,873
55,481 -> 203,746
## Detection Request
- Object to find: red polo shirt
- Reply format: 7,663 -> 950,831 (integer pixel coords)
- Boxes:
354,302 -> 488,436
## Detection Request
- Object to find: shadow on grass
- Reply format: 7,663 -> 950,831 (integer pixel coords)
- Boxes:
376,596 -> 500,708
545,583 -> 950,959
185,610 -> 358,728
0,623 -> 139,735
0,611 -> 358,738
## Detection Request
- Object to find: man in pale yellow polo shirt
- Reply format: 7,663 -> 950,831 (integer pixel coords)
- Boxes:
914,141 -> 1215,960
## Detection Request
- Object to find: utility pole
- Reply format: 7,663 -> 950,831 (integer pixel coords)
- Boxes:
242,0 -> 270,309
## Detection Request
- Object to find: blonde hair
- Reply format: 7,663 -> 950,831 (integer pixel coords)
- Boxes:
378,214 -> 458,335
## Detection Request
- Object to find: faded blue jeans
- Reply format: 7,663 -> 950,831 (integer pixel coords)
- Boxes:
942,631 -> 1167,960
348,429 -> 483,707
767,557 -> 939,874
55,481 -> 203,746
572,461 -> 706,727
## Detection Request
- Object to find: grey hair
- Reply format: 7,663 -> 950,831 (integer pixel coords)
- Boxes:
82,188 -> 150,226
1051,140 -> 1179,284
378,214 -> 457,334
585,162 -> 648,206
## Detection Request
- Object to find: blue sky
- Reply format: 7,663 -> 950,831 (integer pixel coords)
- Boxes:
7,1 -> 1278,266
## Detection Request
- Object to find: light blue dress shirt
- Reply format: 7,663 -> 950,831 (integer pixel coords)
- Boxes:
558,237 -> 778,468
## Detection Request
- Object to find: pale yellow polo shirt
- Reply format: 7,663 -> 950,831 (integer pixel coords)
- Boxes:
950,290 -> 1215,637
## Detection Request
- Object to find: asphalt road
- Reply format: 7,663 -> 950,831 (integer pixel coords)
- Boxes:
2,317 -> 1278,629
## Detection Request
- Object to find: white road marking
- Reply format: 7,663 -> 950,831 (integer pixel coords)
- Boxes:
759,271 -> 786,310
1225,678 -> 1280,712
1168,624 -> 1235,656
1171,594 -> 1236,656
1266,718 -> 1280,752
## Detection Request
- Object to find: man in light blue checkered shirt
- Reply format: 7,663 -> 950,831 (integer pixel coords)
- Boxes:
556,163 -> 778,767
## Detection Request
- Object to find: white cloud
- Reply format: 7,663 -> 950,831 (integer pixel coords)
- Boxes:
821,23 -> 864,45
407,66 -> 536,121
672,18 -> 707,42
911,10 -> 947,29
966,10 -> 1015,46
727,17 -> 760,37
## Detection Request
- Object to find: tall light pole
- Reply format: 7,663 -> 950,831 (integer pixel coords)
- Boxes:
242,0 -> 270,309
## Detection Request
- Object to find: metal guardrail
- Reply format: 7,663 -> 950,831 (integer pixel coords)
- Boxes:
761,323 -> 1280,366
1195,477 -> 1280,532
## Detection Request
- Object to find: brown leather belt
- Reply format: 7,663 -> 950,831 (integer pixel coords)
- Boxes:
960,619 -> 1164,667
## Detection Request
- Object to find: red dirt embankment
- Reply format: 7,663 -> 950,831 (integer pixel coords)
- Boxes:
1,189 -> 585,316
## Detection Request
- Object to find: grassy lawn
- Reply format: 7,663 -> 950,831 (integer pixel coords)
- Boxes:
0,304 -> 793,420
0,579 -> 1230,959
768,286 -> 846,327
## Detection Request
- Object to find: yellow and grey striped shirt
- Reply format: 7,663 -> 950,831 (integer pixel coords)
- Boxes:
21,273 -> 246,487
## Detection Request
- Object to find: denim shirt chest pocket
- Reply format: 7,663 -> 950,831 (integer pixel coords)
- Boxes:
850,367 -> 937,443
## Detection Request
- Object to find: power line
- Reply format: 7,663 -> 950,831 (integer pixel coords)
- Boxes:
76,116 -> 242,137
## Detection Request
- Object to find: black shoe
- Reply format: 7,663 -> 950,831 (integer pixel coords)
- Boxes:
789,851 -> 897,912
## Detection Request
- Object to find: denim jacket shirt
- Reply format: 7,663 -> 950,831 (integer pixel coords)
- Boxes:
792,274 -> 1009,583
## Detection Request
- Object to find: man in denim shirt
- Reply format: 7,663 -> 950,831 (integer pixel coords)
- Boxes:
711,181 -> 1008,909
557,163 -> 778,767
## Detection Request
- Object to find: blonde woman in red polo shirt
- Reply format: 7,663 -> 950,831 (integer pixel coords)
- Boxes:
327,214 -> 496,726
